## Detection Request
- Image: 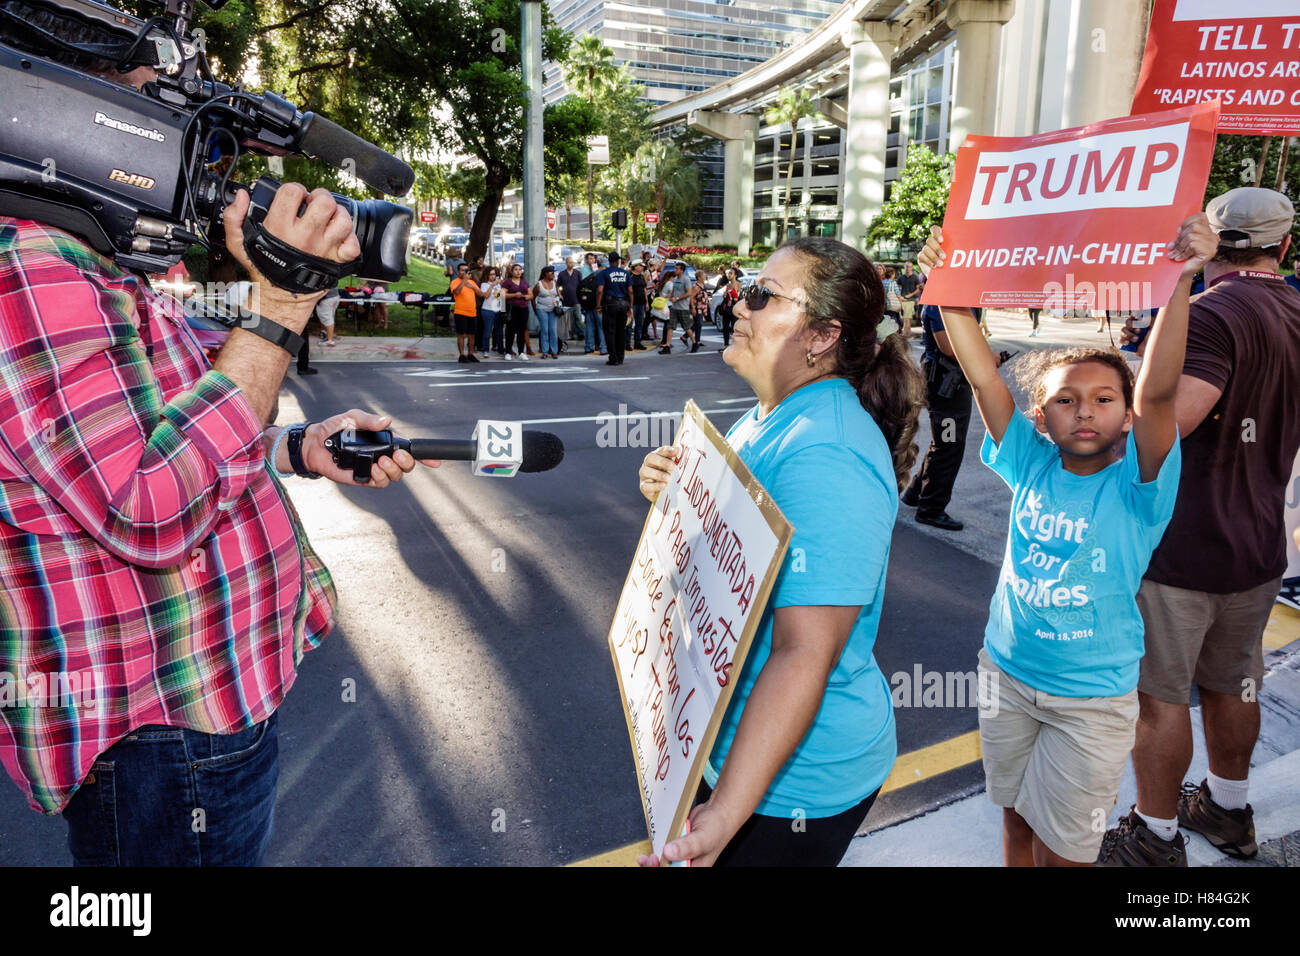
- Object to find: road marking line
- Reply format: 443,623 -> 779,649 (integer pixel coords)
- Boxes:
425,377 -> 650,388
880,729 -> 981,794
714,397 -> 755,405
566,729 -> 983,867
568,840 -> 652,867
1264,602 -> 1300,651
518,408 -> 745,426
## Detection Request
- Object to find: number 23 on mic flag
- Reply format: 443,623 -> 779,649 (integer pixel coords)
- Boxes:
920,99 -> 1218,313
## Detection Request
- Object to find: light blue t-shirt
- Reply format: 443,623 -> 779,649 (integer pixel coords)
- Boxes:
704,377 -> 898,818
980,412 -> 1181,697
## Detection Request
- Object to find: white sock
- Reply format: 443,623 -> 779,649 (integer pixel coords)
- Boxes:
1207,771 -> 1249,811
1136,810 -> 1179,843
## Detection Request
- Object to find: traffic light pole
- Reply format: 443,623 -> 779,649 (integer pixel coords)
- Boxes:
521,0 -> 545,281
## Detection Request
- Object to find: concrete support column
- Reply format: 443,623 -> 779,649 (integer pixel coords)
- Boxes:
689,110 -> 759,255
840,19 -> 896,250
1061,0 -> 1152,128
947,0 -> 1015,151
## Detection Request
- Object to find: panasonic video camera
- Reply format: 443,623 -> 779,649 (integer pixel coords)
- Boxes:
0,0 -> 414,290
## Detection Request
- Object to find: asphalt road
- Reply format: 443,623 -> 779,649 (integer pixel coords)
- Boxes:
0,333 -> 1015,866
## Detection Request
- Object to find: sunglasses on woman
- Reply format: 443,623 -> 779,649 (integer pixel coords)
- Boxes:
742,284 -> 800,311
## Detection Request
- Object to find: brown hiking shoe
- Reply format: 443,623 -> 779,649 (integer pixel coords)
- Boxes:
1178,780 -> 1258,859
1096,808 -> 1187,866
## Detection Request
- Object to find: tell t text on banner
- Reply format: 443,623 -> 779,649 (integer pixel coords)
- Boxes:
1132,0 -> 1300,136
920,100 -> 1218,312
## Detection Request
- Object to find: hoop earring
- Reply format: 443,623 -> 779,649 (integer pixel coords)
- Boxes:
806,349 -> 815,367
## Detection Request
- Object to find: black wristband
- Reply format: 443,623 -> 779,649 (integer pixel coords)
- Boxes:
232,311 -> 305,357
286,423 -> 322,479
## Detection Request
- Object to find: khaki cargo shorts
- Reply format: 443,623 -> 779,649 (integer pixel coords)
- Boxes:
1136,576 -> 1279,704
977,647 -> 1138,863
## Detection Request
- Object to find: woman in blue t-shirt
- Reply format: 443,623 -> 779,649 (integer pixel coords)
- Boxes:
635,237 -> 925,866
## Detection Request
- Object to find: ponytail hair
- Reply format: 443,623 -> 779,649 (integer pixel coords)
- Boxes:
784,237 -> 926,492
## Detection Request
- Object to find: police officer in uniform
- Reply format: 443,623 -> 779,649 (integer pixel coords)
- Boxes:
596,253 -> 632,366
902,304 -> 1002,531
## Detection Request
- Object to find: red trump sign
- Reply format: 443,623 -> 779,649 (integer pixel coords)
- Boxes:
1132,0 -> 1300,135
920,100 -> 1218,312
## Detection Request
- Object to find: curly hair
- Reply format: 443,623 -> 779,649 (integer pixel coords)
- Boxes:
1013,346 -> 1135,409
783,237 -> 927,492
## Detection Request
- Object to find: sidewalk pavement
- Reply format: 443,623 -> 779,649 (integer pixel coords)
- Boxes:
842,635 -> 1300,866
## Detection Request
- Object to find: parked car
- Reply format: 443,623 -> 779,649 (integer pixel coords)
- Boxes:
549,243 -> 585,266
408,227 -> 436,257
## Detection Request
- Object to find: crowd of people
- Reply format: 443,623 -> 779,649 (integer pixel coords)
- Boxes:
437,244 -> 758,363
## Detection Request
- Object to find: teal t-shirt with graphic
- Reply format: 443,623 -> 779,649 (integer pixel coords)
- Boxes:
980,412 -> 1181,697
703,377 -> 898,818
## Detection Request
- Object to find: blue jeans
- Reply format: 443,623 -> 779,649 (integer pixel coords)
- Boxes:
537,308 -> 558,355
632,303 -> 646,345
62,712 -> 279,866
583,308 -> 606,353
481,309 -> 500,353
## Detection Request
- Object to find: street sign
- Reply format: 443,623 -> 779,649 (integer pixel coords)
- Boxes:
587,135 -> 610,165
420,211 -> 437,223
645,212 -> 660,226
547,208 -> 556,230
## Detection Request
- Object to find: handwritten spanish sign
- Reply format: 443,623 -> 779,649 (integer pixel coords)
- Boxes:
1132,0 -> 1300,136
920,99 -> 1218,312
608,401 -> 791,859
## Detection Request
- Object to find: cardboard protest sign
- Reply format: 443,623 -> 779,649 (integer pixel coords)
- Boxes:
920,100 -> 1218,312
608,401 -> 792,859
1132,0 -> 1300,136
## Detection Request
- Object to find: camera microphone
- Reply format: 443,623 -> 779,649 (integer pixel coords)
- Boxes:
296,113 -> 415,197
323,422 -> 565,483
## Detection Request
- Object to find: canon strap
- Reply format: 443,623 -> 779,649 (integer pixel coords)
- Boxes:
242,218 -> 362,295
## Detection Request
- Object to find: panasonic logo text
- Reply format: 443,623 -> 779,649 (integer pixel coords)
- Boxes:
93,111 -> 166,142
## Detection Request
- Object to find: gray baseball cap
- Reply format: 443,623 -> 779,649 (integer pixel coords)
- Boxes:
1207,187 -> 1294,248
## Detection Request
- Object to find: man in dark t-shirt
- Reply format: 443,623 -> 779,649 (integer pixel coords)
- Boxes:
897,262 -> 921,324
1106,188 -> 1300,866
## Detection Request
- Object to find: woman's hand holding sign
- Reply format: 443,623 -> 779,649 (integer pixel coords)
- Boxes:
638,445 -> 678,503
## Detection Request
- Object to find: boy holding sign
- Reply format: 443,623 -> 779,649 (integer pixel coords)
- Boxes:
917,213 -> 1215,865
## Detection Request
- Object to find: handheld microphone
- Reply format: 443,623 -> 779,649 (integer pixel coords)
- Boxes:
323,421 -> 565,483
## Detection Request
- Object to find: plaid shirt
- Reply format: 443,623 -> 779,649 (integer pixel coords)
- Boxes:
0,219 -> 336,814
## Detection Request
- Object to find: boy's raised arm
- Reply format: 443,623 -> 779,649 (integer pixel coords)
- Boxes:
917,226 -> 1017,444
1132,212 -> 1216,482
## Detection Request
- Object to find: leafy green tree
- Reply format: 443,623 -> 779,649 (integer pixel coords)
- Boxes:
866,144 -> 954,250
564,35 -> 621,239
631,140 -> 700,244
764,87 -> 822,245
1204,134 -> 1298,253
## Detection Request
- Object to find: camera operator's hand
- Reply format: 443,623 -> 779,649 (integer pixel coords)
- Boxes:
222,184 -> 362,331
280,409 -> 442,488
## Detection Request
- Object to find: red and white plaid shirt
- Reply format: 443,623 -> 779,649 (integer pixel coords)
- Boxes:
0,218 -> 336,813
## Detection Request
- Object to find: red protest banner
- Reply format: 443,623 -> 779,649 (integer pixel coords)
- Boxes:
919,100 -> 1218,312
1132,0 -> 1300,136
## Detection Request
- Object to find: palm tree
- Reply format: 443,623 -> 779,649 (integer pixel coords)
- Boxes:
634,140 -> 700,243
564,36 -> 621,240
765,87 -> 822,246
